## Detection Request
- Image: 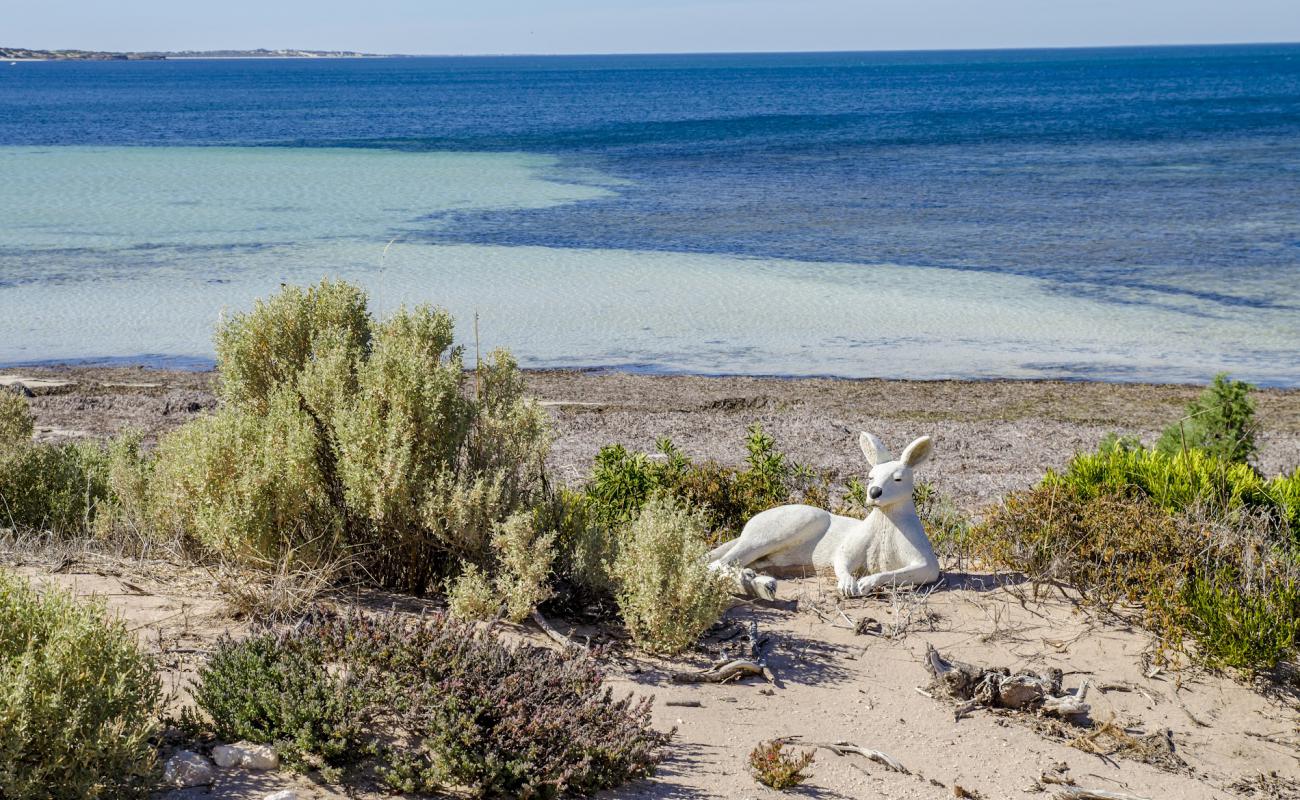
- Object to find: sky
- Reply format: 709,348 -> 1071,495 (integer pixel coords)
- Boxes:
9,0 -> 1300,55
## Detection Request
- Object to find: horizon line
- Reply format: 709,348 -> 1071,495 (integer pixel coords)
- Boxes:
8,39 -> 1300,60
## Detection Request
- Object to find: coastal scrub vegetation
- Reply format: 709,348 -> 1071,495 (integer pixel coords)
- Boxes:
612,496 -> 733,654
748,740 -> 815,790
0,569 -> 161,800
190,610 -> 670,796
583,423 -> 828,538
970,377 -> 1300,675
0,406 -> 113,536
149,279 -> 550,595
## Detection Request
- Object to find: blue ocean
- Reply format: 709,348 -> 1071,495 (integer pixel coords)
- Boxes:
2,46 -> 1298,383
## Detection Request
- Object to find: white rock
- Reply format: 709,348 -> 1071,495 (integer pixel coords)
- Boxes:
263,791 -> 299,800
162,751 -> 215,787
212,741 -> 280,770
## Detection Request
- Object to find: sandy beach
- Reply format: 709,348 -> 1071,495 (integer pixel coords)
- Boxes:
4,366 -> 1300,798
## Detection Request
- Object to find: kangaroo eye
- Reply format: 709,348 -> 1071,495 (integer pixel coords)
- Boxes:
892,471 -> 904,481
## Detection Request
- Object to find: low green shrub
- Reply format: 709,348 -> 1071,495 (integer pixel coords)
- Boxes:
191,629 -> 373,774
1156,373 -> 1257,464
967,484 -> 1188,608
1046,446 -> 1300,536
585,424 -> 824,542
0,440 -> 111,534
447,564 -> 501,621
0,570 -> 161,800
544,488 -> 619,603
0,391 -> 33,452
148,392 -> 339,559
748,740 -> 815,790
150,280 -> 551,597
612,496 -> 733,655
191,611 -> 671,797
969,483 -> 1300,674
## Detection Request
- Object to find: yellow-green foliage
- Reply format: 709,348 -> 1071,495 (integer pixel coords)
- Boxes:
151,280 -> 551,596
585,424 -> 823,542
0,570 -> 161,799
0,391 -> 34,452
1046,446 -> 1300,535
0,440 -> 111,535
446,564 -> 500,621
446,513 -> 556,624
92,432 -> 154,540
149,390 -> 339,559
613,496 -> 732,655
215,278 -> 371,416
544,488 -> 620,600
491,512 -> 555,623
970,483 -> 1300,673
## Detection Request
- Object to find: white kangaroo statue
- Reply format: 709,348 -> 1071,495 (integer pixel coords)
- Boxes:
707,432 -> 940,600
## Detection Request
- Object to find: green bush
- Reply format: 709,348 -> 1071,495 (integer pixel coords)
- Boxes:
0,570 -> 161,799
1045,446 -> 1300,536
0,391 -> 33,452
192,611 -> 671,797
585,424 -> 823,542
191,630 -> 373,773
149,391 -> 339,559
0,440 -> 111,535
1182,563 -> 1300,673
612,496 -> 733,655
150,280 -> 550,596
544,488 -> 620,602
1156,373 -> 1257,464
969,483 -> 1300,674
748,740 -> 815,790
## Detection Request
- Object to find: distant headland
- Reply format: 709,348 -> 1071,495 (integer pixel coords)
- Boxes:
1,47 -> 391,61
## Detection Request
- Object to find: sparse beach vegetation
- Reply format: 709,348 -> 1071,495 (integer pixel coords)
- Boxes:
0,569 -> 161,800
0,281 -> 1297,796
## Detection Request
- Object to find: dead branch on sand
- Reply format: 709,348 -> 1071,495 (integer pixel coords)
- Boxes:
1054,788 -> 1153,800
672,619 -> 776,685
924,643 -> 1090,720
530,608 -> 588,652
776,735 -> 907,773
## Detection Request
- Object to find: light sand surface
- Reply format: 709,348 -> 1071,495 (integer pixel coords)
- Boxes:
6,552 -> 1297,800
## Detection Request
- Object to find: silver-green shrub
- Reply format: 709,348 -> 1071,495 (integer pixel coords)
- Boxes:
151,280 -> 551,596
149,389 -> 340,560
0,440 -> 111,535
613,496 -> 732,655
214,278 -> 371,416
0,391 -> 33,452
0,570 -> 161,799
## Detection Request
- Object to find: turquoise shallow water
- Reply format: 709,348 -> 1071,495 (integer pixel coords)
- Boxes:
1,146 -> 1295,384
2,48 -> 1298,384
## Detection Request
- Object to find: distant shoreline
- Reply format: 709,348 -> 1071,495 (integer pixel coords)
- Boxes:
1,47 -> 388,61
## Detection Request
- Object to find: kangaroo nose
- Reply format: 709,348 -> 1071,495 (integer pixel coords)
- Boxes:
868,485 -> 883,500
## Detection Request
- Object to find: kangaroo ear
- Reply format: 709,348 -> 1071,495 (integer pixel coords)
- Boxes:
858,432 -> 892,467
900,436 -> 933,468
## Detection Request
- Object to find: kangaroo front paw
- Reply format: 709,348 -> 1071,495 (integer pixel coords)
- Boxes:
856,574 -> 881,595
838,575 -> 860,597
752,575 -> 778,601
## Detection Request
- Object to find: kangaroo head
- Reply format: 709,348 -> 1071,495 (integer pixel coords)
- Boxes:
857,432 -> 933,510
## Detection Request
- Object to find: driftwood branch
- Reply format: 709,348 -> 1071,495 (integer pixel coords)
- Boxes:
777,736 -> 907,773
530,609 -> 587,652
1055,788 -> 1153,800
671,619 -> 775,685
924,643 -> 1090,719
